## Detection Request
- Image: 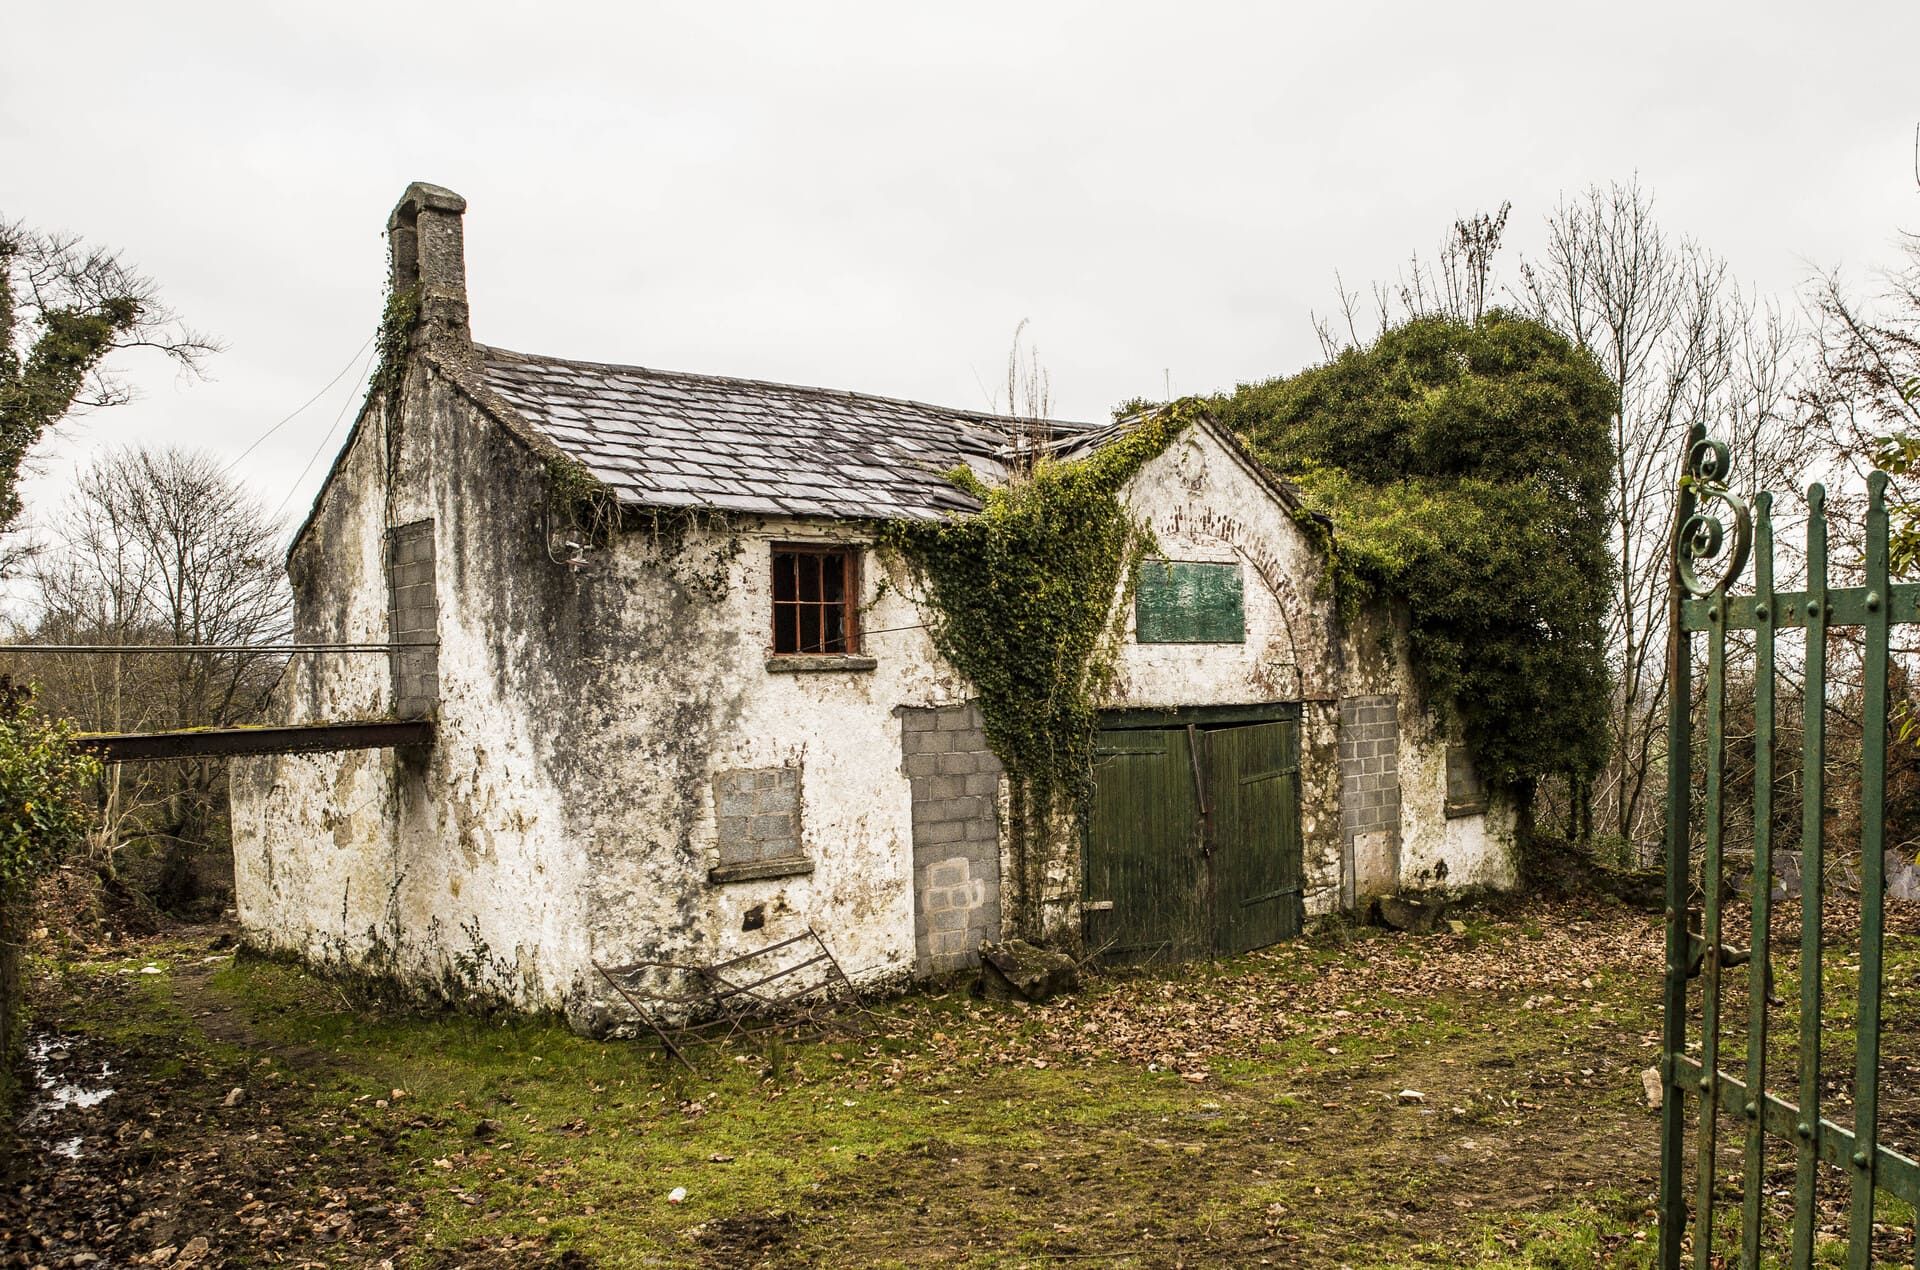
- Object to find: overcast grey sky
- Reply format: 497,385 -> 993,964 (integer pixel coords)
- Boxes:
3,1 -> 1917,544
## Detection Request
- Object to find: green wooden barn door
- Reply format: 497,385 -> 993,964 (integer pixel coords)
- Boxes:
1084,727 -> 1203,960
1209,719 -> 1303,954
1084,714 -> 1302,959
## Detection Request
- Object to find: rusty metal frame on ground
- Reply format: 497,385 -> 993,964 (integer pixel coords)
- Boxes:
593,927 -> 865,1070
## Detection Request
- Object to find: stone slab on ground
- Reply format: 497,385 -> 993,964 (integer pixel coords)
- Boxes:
1376,894 -> 1448,934
976,939 -> 1080,1002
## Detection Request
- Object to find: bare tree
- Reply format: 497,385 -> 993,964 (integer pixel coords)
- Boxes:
4,447 -> 290,878
1516,179 -> 1810,858
1801,234 -> 1920,498
0,219 -> 217,535
999,318 -> 1053,476
1312,202 -> 1512,358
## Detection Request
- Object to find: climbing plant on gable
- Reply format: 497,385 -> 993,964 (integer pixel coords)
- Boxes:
882,404 -> 1195,932
1218,311 -> 1617,791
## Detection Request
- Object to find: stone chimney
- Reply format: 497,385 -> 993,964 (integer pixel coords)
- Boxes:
387,182 -> 469,343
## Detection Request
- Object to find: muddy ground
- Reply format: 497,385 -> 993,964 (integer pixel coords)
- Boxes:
4,894 -> 1916,1269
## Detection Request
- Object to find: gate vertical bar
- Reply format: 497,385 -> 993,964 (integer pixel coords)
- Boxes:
1695,583 -> 1732,1267
1659,425 -> 1705,1270
1741,493 -> 1777,1269
1847,471 -> 1891,1269
1789,484 -> 1828,1270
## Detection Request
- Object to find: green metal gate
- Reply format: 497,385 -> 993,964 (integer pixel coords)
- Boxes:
1660,424 -> 1920,1268
1083,705 -> 1302,960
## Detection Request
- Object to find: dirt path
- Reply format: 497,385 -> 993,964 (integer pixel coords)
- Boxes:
3,936 -> 417,1268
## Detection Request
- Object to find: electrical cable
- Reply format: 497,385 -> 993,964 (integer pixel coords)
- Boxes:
221,334 -> 376,477
271,341 -> 379,523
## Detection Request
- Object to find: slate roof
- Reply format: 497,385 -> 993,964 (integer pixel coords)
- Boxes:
480,345 -> 1096,521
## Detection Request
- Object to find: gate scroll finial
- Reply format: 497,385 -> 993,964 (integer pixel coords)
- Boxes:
1677,430 -> 1753,598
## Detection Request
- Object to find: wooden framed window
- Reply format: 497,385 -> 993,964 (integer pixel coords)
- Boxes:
770,545 -> 859,655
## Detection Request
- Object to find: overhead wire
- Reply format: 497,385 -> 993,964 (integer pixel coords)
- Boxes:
271,340 -> 380,524
220,333 -> 376,477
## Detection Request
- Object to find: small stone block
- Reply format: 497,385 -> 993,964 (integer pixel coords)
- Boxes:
928,861 -> 968,889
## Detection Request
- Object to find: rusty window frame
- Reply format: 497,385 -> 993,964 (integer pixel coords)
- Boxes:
769,544 -> 860,655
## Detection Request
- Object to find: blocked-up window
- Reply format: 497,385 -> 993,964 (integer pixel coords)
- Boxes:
712,766 -> 804,873
770,545 -> 858,655
387,520 -> 438,717
1445,745 -> 1489,818
1134,559 -> 1246,644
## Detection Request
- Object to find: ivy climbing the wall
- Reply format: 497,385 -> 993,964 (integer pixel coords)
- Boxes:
882,404 -> 1196,934
371,282 -> 421,407
1218,311 -> 1617,791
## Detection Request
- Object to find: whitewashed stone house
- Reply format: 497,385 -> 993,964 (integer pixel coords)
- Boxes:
229,184 -> 1517,1023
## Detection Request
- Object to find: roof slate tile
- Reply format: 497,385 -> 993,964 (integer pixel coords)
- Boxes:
480,344 -> 1092,522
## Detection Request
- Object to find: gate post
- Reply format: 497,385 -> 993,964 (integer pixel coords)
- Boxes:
1656,425 -> 1703,1269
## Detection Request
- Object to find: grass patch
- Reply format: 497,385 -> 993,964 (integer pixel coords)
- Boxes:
18,901 -> 1918,1267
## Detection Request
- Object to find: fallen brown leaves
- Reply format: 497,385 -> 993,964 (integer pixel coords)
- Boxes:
846,901 -> 1661,1085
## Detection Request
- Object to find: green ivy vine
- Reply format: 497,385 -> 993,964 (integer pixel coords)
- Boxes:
882,403 -> 1197,930
543,453 -> 619,549
371,282 -> 420,408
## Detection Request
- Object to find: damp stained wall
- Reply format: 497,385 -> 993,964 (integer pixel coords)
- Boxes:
232,352 -> 978,1021
232,380 -> 1516,1024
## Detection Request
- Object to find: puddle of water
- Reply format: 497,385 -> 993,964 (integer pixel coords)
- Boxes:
23,1035 -> 116,1150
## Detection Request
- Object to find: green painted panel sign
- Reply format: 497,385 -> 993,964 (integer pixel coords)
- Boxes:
1134,560 -> 1246,644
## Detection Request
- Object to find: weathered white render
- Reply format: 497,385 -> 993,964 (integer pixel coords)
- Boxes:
231,185 -> 1516,1025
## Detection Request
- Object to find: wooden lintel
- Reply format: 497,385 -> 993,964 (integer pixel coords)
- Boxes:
78,719 -> 434,763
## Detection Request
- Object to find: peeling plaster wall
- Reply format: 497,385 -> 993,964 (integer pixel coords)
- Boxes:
1109,426 -> 1346,915
234,359 -> 975,1021
234,359 -> 594,1010
565,512 -> 974,1021
230,400 -> 404,975
234,397 -> 1515,1026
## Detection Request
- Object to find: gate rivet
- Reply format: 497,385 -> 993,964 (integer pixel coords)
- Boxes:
1807,601 -> 1821,617
1707,606 -> 1721,622
1699,1076 -> 1712,1092
1866,591 -> 1881,611
1754,604 -> 1769,621
1853,1150 -> 1870,1168
1796,1122 -> 1812,1140
1744,1100 -> 1758,1118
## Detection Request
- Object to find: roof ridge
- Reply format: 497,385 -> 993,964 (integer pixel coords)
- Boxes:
475,342 -> 1097,434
